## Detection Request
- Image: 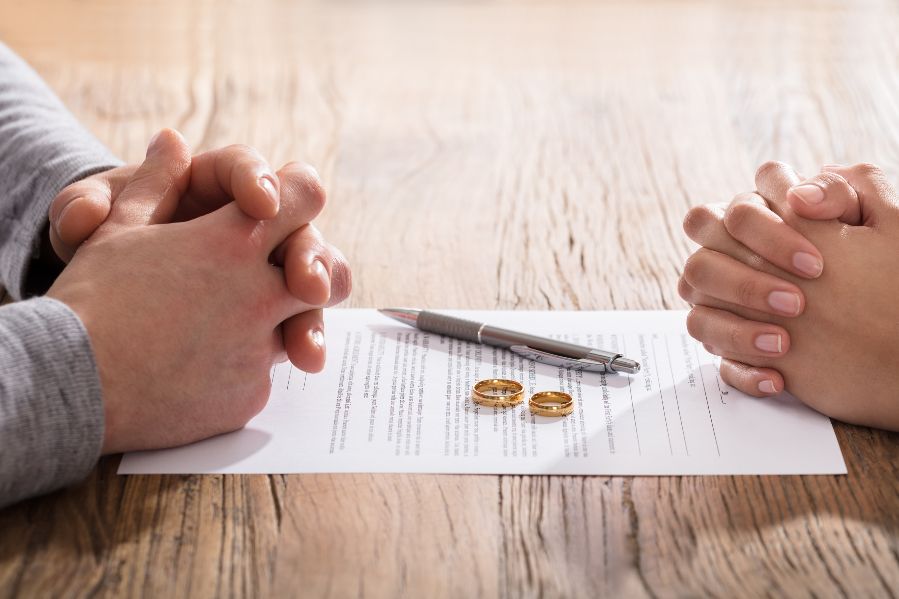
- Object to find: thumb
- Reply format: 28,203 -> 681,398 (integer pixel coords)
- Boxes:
786,170 -> 861,225
48,164 -> 139,262
49,183 -> 112,263
102,128 -> 191,232
820,163 -> 899,227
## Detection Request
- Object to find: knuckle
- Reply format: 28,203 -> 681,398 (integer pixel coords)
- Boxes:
736,277 -> 759,307
723,202 -> 756,237
677,275 -> 694,303
283,162 -> 327,211
682,205 -> 715,238
744,251 -> 765,270
681,252 -> 707,287
301,166 -> 327,209
685,308 -> 706,339
852,162 -> 883,179
754,160 -> 790,183
330,255 -> 353,304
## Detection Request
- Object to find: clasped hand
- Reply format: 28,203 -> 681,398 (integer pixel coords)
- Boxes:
45,129 -> 352,453
681,160 -> 899,431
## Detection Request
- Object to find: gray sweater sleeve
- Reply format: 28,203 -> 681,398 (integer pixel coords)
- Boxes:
0,41 -> 121,508
0,298 -> 103,508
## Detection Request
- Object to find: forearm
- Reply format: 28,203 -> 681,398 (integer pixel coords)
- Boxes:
0,298 -> 103,509
0,41 -> 122,299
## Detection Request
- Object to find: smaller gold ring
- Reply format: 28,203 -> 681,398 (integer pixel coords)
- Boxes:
529,391 -> 574,417
472,379 -> 525,408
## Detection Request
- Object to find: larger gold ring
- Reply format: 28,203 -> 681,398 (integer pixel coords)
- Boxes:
529,391 -> 574,417
472,379 -> 525,408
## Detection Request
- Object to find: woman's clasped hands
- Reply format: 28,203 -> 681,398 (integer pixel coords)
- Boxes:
681,160 -> 899,431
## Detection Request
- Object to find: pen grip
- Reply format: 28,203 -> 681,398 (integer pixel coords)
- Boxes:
417,311 -> 482,343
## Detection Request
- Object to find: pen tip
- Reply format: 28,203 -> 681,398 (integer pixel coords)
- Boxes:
611,357 -> 641,374
378,308 -> 419,326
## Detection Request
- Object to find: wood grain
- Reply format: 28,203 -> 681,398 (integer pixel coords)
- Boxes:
1,0 -> 898,597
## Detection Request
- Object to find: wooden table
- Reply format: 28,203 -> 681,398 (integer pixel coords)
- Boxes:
2,1 -> 898,596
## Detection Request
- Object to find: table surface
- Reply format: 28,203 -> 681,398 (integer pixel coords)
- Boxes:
1,1 -> 898,597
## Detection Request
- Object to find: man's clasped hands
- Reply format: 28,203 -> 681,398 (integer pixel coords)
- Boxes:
45,129 -> 351,454
48,129 -> 899,460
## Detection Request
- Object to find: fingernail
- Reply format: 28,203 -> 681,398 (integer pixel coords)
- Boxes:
768,290 -> 801,315
754,333 -> 782,354
311,257 -> 331,303
792,252 -> 823,278
258,175 -> 279,212
54,199 -> 78,237
310,328 -> 325,349
758,380 -> 777,394
789,184 -> 824,205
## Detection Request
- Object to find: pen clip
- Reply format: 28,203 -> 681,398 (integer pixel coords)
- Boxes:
509,345 -> 610,373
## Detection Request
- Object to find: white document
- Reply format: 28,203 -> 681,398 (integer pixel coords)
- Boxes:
119,310 -> 846,476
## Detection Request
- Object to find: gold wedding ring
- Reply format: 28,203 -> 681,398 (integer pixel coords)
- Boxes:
472,379 -> 525,408
529,391 -> 574,417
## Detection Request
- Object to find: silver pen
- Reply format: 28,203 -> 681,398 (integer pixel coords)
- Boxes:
378,308 -> 640,375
